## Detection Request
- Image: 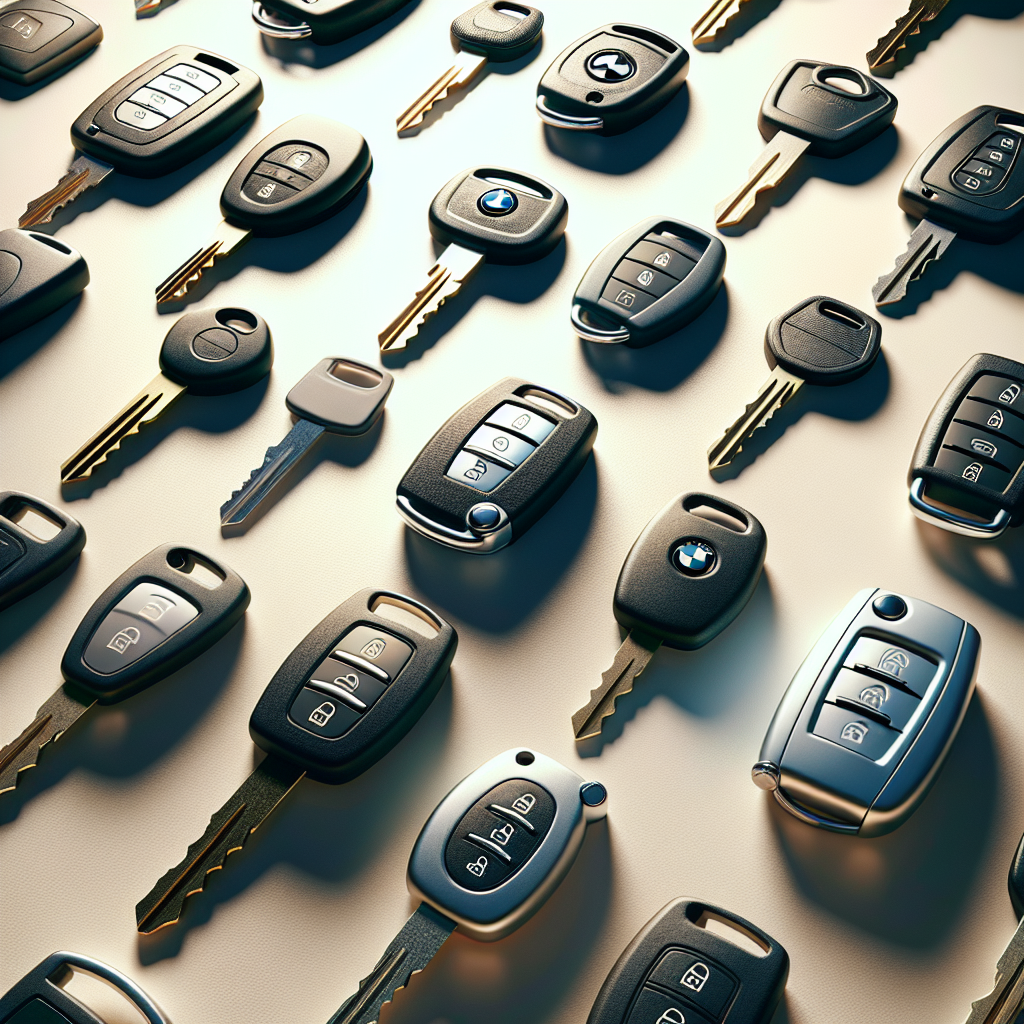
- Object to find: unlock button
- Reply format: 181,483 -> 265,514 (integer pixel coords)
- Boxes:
308,656 -> 388,711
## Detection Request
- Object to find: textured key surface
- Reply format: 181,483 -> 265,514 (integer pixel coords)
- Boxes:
451,2 -> 543,61
0,0 -> 102,85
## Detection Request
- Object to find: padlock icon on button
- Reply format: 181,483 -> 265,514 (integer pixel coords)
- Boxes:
308,701 -> 336,727
681,961 -> 710,992
466,856 -> 488,877
656,1009 -> 686,1024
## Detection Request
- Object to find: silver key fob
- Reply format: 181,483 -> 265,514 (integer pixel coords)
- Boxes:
753,588 -> 980,836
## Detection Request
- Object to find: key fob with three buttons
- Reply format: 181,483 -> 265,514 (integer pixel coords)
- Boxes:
0,0 -> 101,86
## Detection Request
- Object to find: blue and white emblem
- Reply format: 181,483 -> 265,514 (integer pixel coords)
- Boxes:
673,539 -> 716,576
478,188 -> 518,215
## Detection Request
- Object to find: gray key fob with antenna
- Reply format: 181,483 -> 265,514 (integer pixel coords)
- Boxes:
252,0 -> 412,45
0,0 -> 101,85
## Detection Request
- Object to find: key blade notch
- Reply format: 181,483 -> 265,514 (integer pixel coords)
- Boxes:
866,0 -> 947,70
871,218 -> 956,307
715,133 -> 809,229
692,0 -> 746,46
19,155 -> 114,229
572,633 -> 659,741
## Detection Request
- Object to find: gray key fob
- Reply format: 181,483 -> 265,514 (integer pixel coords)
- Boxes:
571,217 -> 726,347
753,588 -> 980,836
285,358 -> 393,433
0,0 -> 101,85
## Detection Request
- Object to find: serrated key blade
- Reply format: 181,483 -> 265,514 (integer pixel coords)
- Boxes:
692,0 -> 747,45
397,55 -> 487,134
715,132 -> 810,229
19,154 -> 114,229
867,0 -> 950,70
965,916 -> 1024,1023
871,217 -> 957,307
155,221 -> 251,306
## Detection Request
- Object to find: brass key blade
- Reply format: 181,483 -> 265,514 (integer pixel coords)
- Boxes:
692,0 -> 748,45
19,153 -> 115,228
155,221 -> 251,306
872,217 -> 957,307
396,54 -> 488,134
135,756 -> 304,934
572,631 -> 661,741
715,132 -> 810,228
867,0 -> 950,71
965,916 -> 1024,1023
60,374 -> 186,484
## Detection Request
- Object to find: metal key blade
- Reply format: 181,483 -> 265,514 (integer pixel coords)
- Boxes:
155,221 -> 251,306
220,418 -> 326,532
715,133 -> 810,228
378,243 -> 484,352
0,686 -> 95,797
60,374 -> 186,484
397,54 -> 488,134
871,217 -> 957,307
135,0 -> 178,15
965,916 -> 1024,1024
19,154 -> 115,229
707,367 -> 804,471
327,903 -> 456,1024
692,0 -> 750,45
572,631 -> 661,741
867,0 -> 951,71
136,756 -> 304,934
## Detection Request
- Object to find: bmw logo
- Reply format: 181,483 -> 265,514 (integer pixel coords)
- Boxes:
478,188 -> 518,216
673,539 -> 717,576
585,50 -> 636,82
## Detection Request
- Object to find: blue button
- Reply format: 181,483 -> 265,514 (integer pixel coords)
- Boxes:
468,504 -> 502,529
672,539 -> 716,576
478,188 -> 518,216
872,594 -> 907,620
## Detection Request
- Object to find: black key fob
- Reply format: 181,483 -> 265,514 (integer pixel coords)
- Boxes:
249,589 -> 457,782
253,0 -> 412,45
909,352 -> 1024,537
587,898 -> 789,1024
0,228 -> 89,342
1010,831 -> 1024,920
571,217 -> 726,347
0,0 -> 102,85
536,23 -> 688,135
452,2 -> 544,61
0,492 -> 85,612
396,378 -> 597,553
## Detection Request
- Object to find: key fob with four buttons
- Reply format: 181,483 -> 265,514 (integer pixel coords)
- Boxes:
587,898 -> 789,1024
753,588 -> 981,836
536,23 -> 688,135
908,352 -> 1024,537
571,217 -> 726,347
396,378 -> 598,554
0,0 -> 101,85
253,0 -> 412,46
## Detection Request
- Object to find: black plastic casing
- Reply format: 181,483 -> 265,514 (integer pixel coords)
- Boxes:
70,45 -> 263,177
0,953 -> 132,1024
0,0 -> 102,85
259,0 -> 412,45
60,544 -> 249,702
451,2 -> 543,61
248,589 -> 457,783
1010,831 -> 1024,920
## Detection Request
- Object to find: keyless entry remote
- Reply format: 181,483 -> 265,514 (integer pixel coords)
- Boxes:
0,0 -> 101,85
397,378 -> 597,553
753,588 -> 980,836
253,0 -> 412,45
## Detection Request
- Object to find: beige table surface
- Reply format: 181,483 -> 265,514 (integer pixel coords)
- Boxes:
1,0 -> 1023,1021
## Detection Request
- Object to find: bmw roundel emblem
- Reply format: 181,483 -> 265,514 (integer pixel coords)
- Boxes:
585,50 -> 636,83
478,188 -> 518,216
673,539 -> 717,576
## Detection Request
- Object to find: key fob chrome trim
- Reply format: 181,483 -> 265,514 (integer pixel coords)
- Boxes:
535,94 -> 604,131
251,1 -> 311,38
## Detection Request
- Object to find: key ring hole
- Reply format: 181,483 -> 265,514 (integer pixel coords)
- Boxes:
811,65 -> 873,98
493,2 -> 529,18
817,301 -> 865,329
515,750 -> 535,765
166,549 -> 225,588
681,494 -> 750,534
215,308 -> 259,333
330,360 -> 383,389
586,92 -> 604,103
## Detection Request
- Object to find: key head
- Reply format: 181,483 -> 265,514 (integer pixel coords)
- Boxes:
571,216 -> 726,347
754,588 -> 980,836
451,2 -> 543,62
587,898 -> 789,1024
0,0 -> 102,86
408,747 -> 607,940
60,543 -> 249,703
285,357 -> 393,434
428,166 -> 566,264
70,45 -> 263,178
255,0 -> 412,45
220,115 -> 372,237
759,60 -> 897,158
248,589 -> 457,783
536,23 -> 688,136
898,105 -> 1024,243
614,493 -> 766,650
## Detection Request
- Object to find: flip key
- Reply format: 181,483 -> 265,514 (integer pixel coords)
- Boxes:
0,0 -> 101,85
252,0 -> 412,45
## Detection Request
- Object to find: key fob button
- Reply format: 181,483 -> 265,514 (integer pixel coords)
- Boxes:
611,258 -> 677,298
627,987 -> 716,1024
147,73 -> 204,105
289,685 -> 361,738
842,637 -> 934,697
966,373 -> 1024,410
957,400 -> 1024,445
334,624 -> 412,680
242,174 -> 299,205
954,170 -> 1001,195
464,424 -> 536,468
870,593 -> 907,619
625,240 -> 696,280
0,9 -> 71,51
813,703 -> 901,760
941,422 -> 1022,473
309,655 -> 388,710
601,279 -> 659,315
0,527 -> 26,573
114,100 -> 168,130
647,949 -> 737,1018
484,403 -> 556,444
825,668 -> 920,731
165,62 -> 221,93
262,143 -> 329,181
254,162 -> 313,190
129,85 -> 187,118
446,449 -> 513,491
934,447 -> 1014,490
962,158 -> 1006,183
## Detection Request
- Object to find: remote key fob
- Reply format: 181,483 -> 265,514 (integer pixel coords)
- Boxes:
587,898 -> 789,1024
253,0 -> 412,45
571,217 -> 726,347
396,377 -> 597,553
0,0 -> 102,85
753,588 -> 980,836
908,352 -> 1024,537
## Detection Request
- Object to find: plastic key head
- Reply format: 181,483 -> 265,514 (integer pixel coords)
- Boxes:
452,2 -> 544,61
285,358 -> 394,434
253,0 -> 413,44
0,0 -> 102,86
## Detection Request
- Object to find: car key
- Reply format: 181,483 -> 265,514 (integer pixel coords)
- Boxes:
60,306 -> 272,484
872,106 -> 1024,307
378,166 -> 566,352
135,588 -> 456,933
587,898 -> 789,1024
753,588 -> 980,835
0,228 -> 89,342
396,2 -> 543,134
325,747 -> 607,1024
0,543 -> 248,800
252,0 -> 412,45
19,45 -> 263,228
715,60 -> 897,229
0,951 -> 169,1024
155,115 -> 372,306
707,296 -> 882,472
691,0 -> 757,47
535,23 -> 688,135
0,0 -> 101,86
397,377 -> 596,554
570,217 -> 726,347
220,357 -> 394,532
908,353 -> 1024,539
0,492 -> 85,612
866,0 -> 950,72
572,493 -> 765,741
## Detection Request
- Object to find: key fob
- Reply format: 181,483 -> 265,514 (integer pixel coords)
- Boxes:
70,45 -> 263,177
587,898 -> 789,1024
60,543 -> 249,702
909,353 -> 1024,537
0,492 -> 85,612
396,377 -> 597,554
0,951 -> 168,1024
0,0 -> 102,85
898,105 -> 1024,243
536,23 -> 688,135
571,217 -> 726,347
452,2 -> 544,61
254,0 -> 412,45
754,588 -> 981,836
220,115 -> 372,236
408,747 -> 607,939
1010,831 -> 1024,920
0,228 -> 89,342
249,589 -> 457,783
286,358 -> 393,433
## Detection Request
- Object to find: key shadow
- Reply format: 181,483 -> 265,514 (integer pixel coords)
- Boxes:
709,350 -> 891,482
693,0 -> 786,52
0,45 -> 100,101
766,690 -> 999,948
542,84 -> 690,175
0,555 -> 83,660
0,292 -> 85,380
402,456 -> 598,634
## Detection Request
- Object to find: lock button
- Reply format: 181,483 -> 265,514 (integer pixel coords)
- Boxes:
308,655 -> 388,711
626,987 -> 716,1024
288,685 -> 361,738
646,949 -> 737,1019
